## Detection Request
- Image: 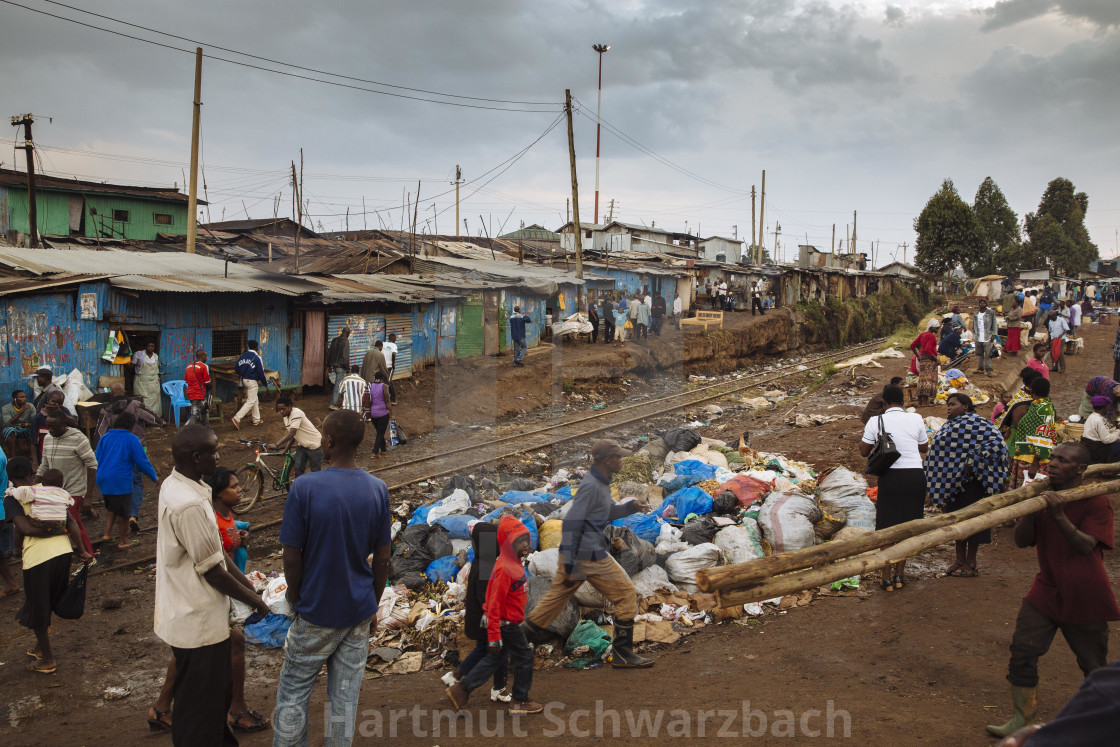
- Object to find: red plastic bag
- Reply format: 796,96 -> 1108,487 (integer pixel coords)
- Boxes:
719,475 -> 774,508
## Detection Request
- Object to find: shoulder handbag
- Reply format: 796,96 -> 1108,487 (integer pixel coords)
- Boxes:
55,561 -> 90,620
865,414 -> 901,476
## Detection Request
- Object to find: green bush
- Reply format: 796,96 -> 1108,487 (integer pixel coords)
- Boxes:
797,288 -> 927,347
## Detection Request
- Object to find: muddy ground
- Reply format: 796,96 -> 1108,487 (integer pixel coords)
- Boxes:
2,306 -> 1118,745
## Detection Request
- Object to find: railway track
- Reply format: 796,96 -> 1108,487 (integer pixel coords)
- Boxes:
94,337 -> 890,574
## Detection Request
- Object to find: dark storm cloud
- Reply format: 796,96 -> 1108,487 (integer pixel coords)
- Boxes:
980,0 -> 1120,32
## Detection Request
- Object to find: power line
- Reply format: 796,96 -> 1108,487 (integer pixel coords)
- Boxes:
0,0 -> 561,113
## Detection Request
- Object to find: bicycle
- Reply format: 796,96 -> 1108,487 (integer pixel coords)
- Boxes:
233,439 -> 296,514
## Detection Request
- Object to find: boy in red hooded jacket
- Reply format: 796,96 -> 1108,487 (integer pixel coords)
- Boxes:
446,515 -> 542,714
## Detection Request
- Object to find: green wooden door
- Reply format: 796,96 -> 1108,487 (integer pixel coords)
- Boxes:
456,296 -> 484,358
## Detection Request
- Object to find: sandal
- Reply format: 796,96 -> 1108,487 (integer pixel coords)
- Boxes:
880,577 -> 894,592
228,708 -> 271,732
231,417 -> 241,430
893,575 -> 905,590
148,707 -> 173,733
948,563 -> 977,577
26,648 -> 42,659
129,517 -> 140,534
26,662 -> 56,674
116,539 -> 140,550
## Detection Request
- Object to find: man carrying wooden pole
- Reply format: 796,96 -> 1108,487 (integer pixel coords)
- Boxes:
987,442 -> 1120,738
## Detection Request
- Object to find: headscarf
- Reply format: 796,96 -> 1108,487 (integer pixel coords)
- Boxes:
926,411 -> 1010,509
1091,395 -> 1112,409
1085,376 -> 1118,419
927,319 -> 941,331
1008,397 -> 1057,463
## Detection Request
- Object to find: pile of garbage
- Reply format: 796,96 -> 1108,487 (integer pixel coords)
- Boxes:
934,368 -> 991,405
360,428 -> 877,676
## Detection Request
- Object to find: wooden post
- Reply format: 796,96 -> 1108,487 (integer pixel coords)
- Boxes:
851,210 -> 857,256
565,89 -> 584,279
186,48 -> 202,254
454,165 -> 461,238
10,114 -> 39,247
757,170 -> 766,264
751,185 -> 756,264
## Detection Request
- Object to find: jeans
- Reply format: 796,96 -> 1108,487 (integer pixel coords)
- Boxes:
291,445 -> 323,477
460,623 -> 533,702
273,614 -> 374,747
329,366 -> 347,407
512,338 -> 527,363
130,464 -> 144,519
976,340 -> 993,371
636,322 -> 648,340
459,638 -> 508,689
1007,601 -> 1108,687
652,317 -> 663,336
186,399 -> 209,427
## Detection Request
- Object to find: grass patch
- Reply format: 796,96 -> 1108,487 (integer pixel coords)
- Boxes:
562,379 -> 575,393
797,287 -> 929,348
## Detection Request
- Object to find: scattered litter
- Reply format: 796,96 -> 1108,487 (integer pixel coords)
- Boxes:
102,687 -> 131,701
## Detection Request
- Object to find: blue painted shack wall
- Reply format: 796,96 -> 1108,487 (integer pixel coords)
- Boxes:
597,268 -> 675,311
436,301 -> 457,361
410,303 -> 439,368
0,281 -> 300,406
504,292 -> 545,349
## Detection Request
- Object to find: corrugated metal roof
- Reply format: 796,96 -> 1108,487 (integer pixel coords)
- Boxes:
0,167 -> 197,204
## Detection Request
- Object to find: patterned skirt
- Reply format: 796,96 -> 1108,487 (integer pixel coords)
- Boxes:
918,356 -> 938,399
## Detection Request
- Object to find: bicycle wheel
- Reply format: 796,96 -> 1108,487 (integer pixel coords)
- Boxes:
232,464 -> 264,514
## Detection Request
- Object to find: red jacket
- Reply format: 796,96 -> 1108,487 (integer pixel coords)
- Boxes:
484,516 -> 529,642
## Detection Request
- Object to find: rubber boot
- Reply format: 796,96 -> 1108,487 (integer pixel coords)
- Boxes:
519,619 -> 549,645
986,685 -> 1038,738
610,620 -> 654,668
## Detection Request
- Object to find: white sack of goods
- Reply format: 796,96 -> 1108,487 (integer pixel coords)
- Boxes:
757,492 -> 822,553
665,542 -> 722,586
632,564 -> 679,597
527,548 -> 561,578
816,467 -> 876,532
713,524 -> 765,565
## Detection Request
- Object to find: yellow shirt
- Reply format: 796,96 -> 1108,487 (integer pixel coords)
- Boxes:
9,500 -> 72,569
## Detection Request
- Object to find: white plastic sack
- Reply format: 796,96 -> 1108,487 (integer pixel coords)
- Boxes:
632,564 -> 679,597
757,492 -> 822,553
59,368 -> 93,413
664,451 -> 692,468
376,586 -> 411,630
262,576 -> 293,616
230,598 -> 253,624
527,548 -> 560,578
713,524 -> 764,565
817,467 -> 876,532
665,542 -> 722,585
441,582 -> 466,606
427,490 -> 471,523
574,581 -> 611,608
655,523 -> 689,556
450,538 -> 472,554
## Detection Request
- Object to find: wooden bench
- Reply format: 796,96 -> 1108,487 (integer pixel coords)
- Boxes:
680,310 -> 724,331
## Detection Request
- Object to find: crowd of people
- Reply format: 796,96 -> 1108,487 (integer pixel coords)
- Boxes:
867,294 -> 1119,743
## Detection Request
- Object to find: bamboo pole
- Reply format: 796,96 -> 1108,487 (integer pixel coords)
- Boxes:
696,463 -> 1120,593
714,478 -> 1120,607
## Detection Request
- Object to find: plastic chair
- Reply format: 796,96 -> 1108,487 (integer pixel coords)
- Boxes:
161,380 -> 191,427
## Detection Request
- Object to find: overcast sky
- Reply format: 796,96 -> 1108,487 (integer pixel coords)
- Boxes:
2,0 -> 1119,266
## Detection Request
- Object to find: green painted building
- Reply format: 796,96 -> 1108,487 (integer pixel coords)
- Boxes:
0,167 -> 199,241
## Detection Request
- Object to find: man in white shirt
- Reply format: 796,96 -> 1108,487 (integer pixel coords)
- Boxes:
338,365 -> 367,414
972,298 -> 997,375
269,397 -> 323,477
1068,300 -> 1082,335
155,425 -> 269,746
673,294 -> 682,330
382,334 -> 400,405
1047,310 -> 1070,374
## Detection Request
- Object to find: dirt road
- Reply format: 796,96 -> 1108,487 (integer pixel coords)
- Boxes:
2,311 -> 1117,745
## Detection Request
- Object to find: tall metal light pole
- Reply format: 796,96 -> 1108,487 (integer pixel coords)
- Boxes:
592,43 -> 610,225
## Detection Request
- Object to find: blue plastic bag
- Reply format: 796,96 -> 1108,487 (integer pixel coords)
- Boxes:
662,486 -> 713,520
407,503 -> 433,526
431,514 -> 475,539
481,508 -> 539,550
659,474 -> 703,495
611,512 -> 663,544
424,555 -> 461,583
673,460 -> 718,481
244,613 -> 293,649
554,485 -> 573,499
498,490 -> 550,505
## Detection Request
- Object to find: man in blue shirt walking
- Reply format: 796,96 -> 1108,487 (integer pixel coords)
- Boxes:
509,306 -> 532,367
273,409 -> 392,746
232,341 -> 274,430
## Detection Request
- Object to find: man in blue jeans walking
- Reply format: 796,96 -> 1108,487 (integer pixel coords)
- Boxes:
509,306 -> 532,367
273,409 -> 392,746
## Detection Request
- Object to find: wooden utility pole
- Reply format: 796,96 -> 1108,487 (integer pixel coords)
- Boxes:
454,165 -> 462,238
607,198 -> 615,222
851,210 -> 857,256
831,224 -> 836,253
362,196 -> 368,230
290,149 -> 304,272
10,114 -> 39,247
566,198 -> 570,225
429,204 -> 438,235
186,47 -> 202,254
902,242 -> 908,264
757,170 -> 766,264
412,179 -> 421,255
751,185 -> 756,264
565,89 -> 584,279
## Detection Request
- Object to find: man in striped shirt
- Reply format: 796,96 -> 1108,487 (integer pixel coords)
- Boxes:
338,366 -> 367,415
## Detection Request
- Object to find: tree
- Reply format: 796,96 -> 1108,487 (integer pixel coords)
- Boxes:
972,177 -> 1021,275
913,179 -> 984,278
1023,178 -> 1099,276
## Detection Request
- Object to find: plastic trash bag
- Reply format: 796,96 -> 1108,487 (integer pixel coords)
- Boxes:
610,511 -> 663,544
632,564 -> 679,597
713,524 -> 765,565
527,548 -> 560,578
604,525 -> 657,576
498,490 -> 550,505
817,467 -> 876,532
390,524 -> 453,585
680,516 -> 720,546
427,490 -> 472,523
673,459 -> 719,481
480,508 -> 539,550
663,428 -> 702,453
661,486 -> 714,520
424,554 -> 461,583
659,474 -> 703,495
244,613 -> 294,649
508,477 -> 540,491
262,576 -> 293,616
407,503 -> 433,526
539,519 -> 563,549
565,620 -> 613,659
431,513 -> 476,539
